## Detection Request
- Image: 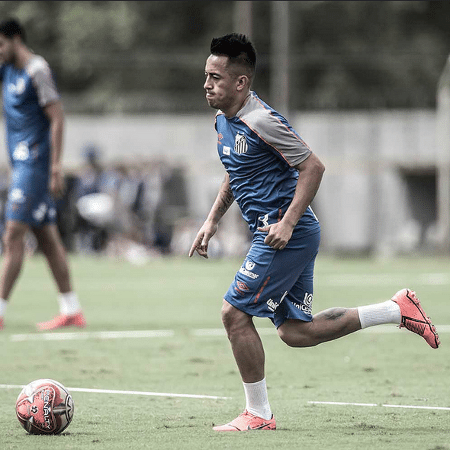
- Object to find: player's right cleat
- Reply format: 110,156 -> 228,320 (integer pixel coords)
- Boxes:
0,317 -> 3,330
391,288 -> 440,349
213,410 -> 276,431
36,312 -> 86,331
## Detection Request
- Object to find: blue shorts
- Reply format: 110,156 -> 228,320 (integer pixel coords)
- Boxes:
5,168 -> 57,228
224,230 -> 320,328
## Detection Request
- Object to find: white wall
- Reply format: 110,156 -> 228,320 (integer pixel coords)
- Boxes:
0,109 -> 439,254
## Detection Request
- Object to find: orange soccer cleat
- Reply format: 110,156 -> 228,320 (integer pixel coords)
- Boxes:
37,312 -> 86,331
391,288 -> 440,349
213,410 -> 276,432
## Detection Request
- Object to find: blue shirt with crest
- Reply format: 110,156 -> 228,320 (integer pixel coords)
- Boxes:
0,55 -> 60,175
215,91 -> 320,236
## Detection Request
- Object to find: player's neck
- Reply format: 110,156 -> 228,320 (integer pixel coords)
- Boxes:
224,92 -> 251,118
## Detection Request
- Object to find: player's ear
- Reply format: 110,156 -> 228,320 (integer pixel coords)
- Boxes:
236,75 -> 250,92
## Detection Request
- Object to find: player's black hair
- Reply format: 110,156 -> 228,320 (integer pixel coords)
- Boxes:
210,33 -> 256,79
0,19 -> 26,43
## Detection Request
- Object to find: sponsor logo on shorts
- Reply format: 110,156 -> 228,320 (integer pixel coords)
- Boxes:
32,203 -> 48,222
9,188 -> 25,203
267,298 -> 279,312
223,146 -> 231,156
267,291 -> 287,312
245,260 -> 255,271
239,260 -> 259,279
293,292 -> 313,315
48,207 -> 57,219
235,281 -> 250,296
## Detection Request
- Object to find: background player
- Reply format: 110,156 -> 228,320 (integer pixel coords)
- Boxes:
0,19 -> 85,331
189,33 -> 440,431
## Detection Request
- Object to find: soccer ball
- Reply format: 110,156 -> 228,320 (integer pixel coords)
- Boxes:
15,379 -> 74,434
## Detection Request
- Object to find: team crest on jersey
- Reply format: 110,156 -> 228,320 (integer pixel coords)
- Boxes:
234,133 -> 248,154
8,77 -> 26,95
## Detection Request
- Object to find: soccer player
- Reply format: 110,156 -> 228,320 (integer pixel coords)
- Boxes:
0,19 -> 86,331
189,33 -> 440,432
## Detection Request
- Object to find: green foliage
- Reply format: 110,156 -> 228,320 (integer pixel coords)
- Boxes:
0,254 -> 449,449
0,1 -> 449,112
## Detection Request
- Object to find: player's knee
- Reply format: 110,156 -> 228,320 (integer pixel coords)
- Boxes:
2,227 -> 25,251
221,300 -> 251,337
278,322 -> 318,348
278,328 -> 301,347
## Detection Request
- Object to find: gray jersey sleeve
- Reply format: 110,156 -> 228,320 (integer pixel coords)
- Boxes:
26,55 -> 60,107
240,98 -> 311,167
255,112 -> 311,166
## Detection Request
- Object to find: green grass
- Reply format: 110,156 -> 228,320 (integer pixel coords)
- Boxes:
0,254 -> 449,449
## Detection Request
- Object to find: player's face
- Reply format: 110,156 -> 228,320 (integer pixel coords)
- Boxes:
204,55 -> 240,115
0,34 -> 15,64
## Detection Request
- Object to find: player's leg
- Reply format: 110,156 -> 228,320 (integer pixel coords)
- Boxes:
278,289 -> 439,349
278,308 -> 361,347
214,299 -> 275,431
221,299 -> 265,382
0,220 -> 29,328
33,223 -> 71,293
33,223 -> 85,330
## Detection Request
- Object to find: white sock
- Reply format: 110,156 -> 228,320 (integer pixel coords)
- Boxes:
0,298 -> 8,317
358,300 -> 401,329
58,292 -> 81,316
243,378 -> 272,420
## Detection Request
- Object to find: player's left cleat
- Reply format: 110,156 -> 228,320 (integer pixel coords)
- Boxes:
36,312 -> 86,331
391,288 -> 440,349
213,410 -> 276,431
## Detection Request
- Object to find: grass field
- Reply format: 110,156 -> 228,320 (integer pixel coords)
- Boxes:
0,253 -> 449,450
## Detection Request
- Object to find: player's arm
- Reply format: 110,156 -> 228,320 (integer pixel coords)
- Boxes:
43,100 -> 65,199
189,172 -> 234,258
258,152 -> 325,249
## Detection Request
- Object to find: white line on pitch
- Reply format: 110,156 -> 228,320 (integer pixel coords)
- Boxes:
10,329 -> 174,342
8,325 -> 450,342
0,384 -> 230,400
308,401 -> 450,411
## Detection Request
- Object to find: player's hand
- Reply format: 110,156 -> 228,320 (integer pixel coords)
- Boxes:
188,221 -> 218,259
257,222 -> 293,250
50,165 -> 65,199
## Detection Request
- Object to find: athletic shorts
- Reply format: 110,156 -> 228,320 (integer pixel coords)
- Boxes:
5,168 -> 57,228
224,230 -> 320,328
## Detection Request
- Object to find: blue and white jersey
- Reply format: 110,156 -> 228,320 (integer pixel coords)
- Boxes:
215,91 -> 320,235
0,55 -> 60,174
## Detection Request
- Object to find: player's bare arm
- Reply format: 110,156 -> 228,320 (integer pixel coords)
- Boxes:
44,100 -> 65,199
258,152 -> 325,250
189,173 -> 234,258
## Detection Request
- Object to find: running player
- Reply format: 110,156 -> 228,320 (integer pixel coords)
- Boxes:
0,19 -> 86,331
189,33 -> 440,431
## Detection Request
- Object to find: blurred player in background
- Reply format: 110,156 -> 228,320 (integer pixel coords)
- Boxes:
190,33 -> 440,431
0,19 -> 85,331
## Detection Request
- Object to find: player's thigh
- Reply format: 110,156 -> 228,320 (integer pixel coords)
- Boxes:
32,224 -> 64,253
2,219 -> 29,243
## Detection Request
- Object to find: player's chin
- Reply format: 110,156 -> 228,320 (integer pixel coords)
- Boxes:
206,96 -> 218,108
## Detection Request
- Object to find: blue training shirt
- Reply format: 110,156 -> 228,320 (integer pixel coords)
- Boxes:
0,55 -> 60,174
215,91 -> 320,236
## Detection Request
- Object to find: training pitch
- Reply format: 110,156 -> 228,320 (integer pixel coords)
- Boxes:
0,253 -> 449,450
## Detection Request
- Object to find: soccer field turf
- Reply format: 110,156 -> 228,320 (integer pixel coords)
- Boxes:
0,254 -> 449,449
